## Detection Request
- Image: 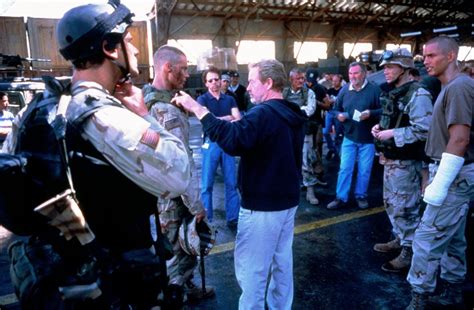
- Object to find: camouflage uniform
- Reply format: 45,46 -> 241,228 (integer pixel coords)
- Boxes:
408,163 -> 474,292
282,87 -> 319,187
379,86 -> 432,247
143,84 -> 205,286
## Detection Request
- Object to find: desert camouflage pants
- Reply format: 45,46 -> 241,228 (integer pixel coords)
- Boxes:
407,163 -> 474,293
382,158 -> 423,246
302,132 -> 324,187
161,203 -> 197,286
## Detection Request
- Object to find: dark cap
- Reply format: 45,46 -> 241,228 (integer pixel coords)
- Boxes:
306,68 -> 319,84
228,70 -> 239,77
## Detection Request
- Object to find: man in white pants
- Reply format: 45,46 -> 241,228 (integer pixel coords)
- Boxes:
172,59 -> 306,310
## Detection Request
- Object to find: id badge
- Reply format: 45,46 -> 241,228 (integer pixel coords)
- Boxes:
202,142 -> 210,149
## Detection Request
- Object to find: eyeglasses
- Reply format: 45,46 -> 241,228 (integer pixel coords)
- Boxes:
207,78 -> 220,83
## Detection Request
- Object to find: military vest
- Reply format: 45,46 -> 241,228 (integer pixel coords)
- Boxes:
375,81 -> 427,160
283,87 -> 316,134
282,86 -> 309,107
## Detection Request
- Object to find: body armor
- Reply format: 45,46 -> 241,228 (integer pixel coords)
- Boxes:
376,81 -> 427,160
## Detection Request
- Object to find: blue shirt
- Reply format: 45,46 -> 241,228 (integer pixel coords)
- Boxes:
197,92 -> 237,117
335,81 -> 382,144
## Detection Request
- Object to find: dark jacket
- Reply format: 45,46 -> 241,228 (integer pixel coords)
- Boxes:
201,99 -> 306,212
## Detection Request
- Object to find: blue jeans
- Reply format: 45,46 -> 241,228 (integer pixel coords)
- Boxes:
201,139 -> 240,222
323,110 -> 344,155
335,137 -> 375,202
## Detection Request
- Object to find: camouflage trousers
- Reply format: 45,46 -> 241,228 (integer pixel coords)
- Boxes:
161,203 -> 197,287
382,158 -> 423,246
302,133 -> 324,187
407,163 -> 474,293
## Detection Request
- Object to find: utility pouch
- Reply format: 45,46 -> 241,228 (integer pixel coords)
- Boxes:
8,238 -> 62,307
112,248 -> 166,306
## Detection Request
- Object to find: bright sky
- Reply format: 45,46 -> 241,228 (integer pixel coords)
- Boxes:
0,0 -> 154,20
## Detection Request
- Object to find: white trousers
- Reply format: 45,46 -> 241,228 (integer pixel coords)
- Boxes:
234,206 -> 297,310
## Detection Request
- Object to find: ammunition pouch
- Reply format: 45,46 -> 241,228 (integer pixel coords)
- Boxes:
9,238 -> 166,308
111,248 -> 167,307
375,139 -> 428,161
8,238 -> 62,308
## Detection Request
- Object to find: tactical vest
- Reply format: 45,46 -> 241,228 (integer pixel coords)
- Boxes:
283,87 -> 315,134
282,86 -> 309,108
375,81 -> 427,160
64,84 -> 157,254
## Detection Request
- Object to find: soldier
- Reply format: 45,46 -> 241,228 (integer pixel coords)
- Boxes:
142,45 -> 213,305
371,48 -> 433,273
6,1 -> 191,308
406,36 -> 474,309
283,67 -> 319,205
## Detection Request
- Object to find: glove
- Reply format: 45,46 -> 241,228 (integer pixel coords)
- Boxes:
423,152 -> 464,206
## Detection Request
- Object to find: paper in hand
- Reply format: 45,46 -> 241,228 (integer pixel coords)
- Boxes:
352,109 -> 361,122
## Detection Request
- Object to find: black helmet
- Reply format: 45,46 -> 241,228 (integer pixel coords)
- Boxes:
56,0 -> 134,62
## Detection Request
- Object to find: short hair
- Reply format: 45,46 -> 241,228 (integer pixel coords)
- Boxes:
332,74 -> 343,82
153,45 -> 186,69
349,61 -> 367,73
0,91 -> 7,98
201,66 -> 220,84
288,67 -> 305,78
425,36 -> 459,56
248,59 -> 287,92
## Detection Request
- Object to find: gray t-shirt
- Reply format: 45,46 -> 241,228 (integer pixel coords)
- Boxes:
425,74 -> 474,162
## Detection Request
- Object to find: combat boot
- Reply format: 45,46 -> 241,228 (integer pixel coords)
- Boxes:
373,236 -> 401,253
406,290 -> 428,310
428,280 -> 464,307
381,246 -> 412,273
305,186 -> 319,205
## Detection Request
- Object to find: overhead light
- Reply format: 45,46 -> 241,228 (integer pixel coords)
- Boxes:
400,31 -> 422,37
447,33 -> 459,38
433,26 -> 457,33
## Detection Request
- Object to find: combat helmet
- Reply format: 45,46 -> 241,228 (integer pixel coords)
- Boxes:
56,0 -> 134,62
379,48 -> 415,69
178,216 -> 216,257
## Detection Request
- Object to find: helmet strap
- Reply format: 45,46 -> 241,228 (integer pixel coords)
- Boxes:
115,39 -> 132,84
391,67 -> 408,87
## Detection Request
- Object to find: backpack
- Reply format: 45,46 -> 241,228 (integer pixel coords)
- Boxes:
0,76 -> 72,236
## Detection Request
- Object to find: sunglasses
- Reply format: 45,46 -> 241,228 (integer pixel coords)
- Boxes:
207,78 -> 220,83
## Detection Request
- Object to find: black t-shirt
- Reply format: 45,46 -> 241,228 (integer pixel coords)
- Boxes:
309,83 -> 327,123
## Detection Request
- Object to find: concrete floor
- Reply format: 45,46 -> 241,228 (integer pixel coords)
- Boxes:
1,116 -> 473,309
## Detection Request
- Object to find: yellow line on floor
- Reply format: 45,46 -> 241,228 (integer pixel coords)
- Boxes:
0,206 -> 385,307
211,206 -> 385,255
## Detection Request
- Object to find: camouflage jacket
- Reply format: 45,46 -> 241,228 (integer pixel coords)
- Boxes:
143,84 -> 204,219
